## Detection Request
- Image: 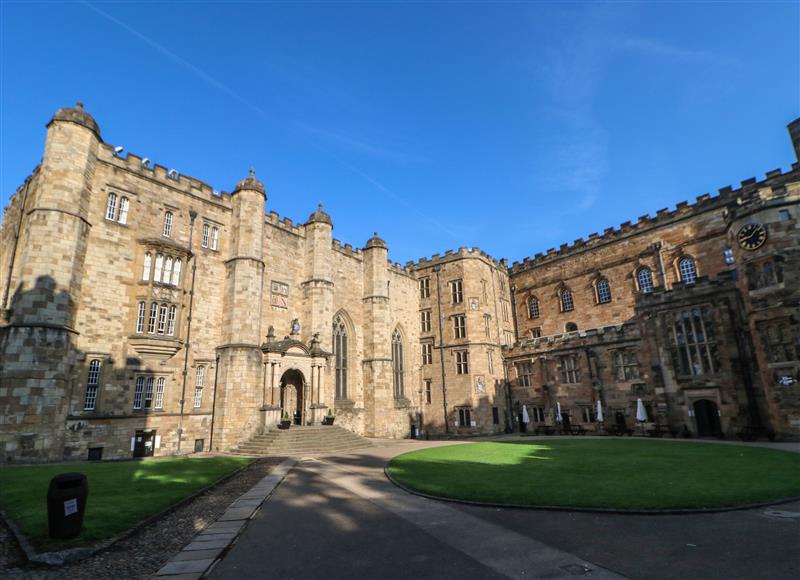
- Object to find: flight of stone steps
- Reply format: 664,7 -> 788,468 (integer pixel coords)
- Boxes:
231,425 -> 373,456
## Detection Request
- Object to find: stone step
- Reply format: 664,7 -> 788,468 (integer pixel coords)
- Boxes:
232,425 -> 372,456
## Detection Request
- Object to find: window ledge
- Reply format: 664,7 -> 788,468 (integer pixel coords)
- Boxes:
394,397 -> 412,409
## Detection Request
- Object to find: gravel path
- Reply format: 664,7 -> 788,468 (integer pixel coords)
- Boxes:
1,456 -> 284,580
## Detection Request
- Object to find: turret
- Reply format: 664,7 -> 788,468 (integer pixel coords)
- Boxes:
303,204 -> 334,346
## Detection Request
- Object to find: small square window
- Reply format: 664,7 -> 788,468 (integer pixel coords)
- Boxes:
88,447 -> 103,461
194,439 -> 205,453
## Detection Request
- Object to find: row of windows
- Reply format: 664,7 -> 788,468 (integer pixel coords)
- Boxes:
525,259 -> 697,319
515,348 -> 641,388
84,362 -> 207,412
142,253 -> 182,286
419,274 -> 508,304
136,301 -> 178,336
106,194 -> 220,250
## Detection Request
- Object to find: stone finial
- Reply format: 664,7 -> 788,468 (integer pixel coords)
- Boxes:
233,167 -> 266,196
306,202 -> 333,226
365,231 -> 387,250
49,101 -> 101,139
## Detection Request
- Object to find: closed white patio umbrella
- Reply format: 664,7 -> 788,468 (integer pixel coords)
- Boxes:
522,405 -> 530,424
636,398 -> 648,422
596,400 -> 604,423
555,401 -> 563,423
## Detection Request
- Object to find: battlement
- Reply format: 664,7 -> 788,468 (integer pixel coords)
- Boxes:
265,211 -> 306,238
407,246 -> 508,271
331,238 -> 363,260
509,165 -> 800,275
98,143 -> 231,207
508,320 -> 641,355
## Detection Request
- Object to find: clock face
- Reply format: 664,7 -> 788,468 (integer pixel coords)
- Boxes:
737,222 -> 767,251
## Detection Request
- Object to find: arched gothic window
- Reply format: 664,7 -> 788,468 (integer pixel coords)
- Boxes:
172,259 -> 182,286
560,287 -> 574,312
637,267 -> 654,293
565,322 -> 578,332
596,278 -> 612,304
333,315 -> 349,400
528,297 -> 540,319
163,257 -> 174,285
392,329 -> 404,399
679,256 -> 697,285
153,254 -> 164,283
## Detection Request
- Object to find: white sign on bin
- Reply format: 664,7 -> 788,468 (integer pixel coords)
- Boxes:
64,498 -> 78,517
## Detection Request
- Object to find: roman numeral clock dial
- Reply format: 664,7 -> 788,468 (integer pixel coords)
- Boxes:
737,222 -> 767,250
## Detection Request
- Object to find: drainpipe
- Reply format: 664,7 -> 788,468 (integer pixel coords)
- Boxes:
2,176 -> 33,310
433,265 -> 450,434
209,354 -> 220,451
510,284 -> 520,342
177,210 -> 198,454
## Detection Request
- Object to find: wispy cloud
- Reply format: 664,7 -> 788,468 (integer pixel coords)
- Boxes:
80,1 -> 268,118
621,36 -> 737,66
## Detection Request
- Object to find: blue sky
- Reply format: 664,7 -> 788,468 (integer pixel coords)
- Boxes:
1,1 -> 798,265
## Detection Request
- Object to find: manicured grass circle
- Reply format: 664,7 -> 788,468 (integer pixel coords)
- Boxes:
387,440 -> 800,510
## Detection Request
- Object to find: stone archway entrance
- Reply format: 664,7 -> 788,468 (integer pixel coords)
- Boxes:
693,399 -> 721,437
280,369 -> 306,425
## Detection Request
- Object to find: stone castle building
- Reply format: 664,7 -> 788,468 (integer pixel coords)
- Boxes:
0,103 -> 798,462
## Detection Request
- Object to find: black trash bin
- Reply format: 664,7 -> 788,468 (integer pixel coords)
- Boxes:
47,472 -> 88,539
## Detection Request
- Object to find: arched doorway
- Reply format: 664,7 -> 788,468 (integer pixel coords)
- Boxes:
280,369 -> 306,425
693,399 -> 721,437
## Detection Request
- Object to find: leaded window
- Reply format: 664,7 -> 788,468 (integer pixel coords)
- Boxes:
134,376 -> 145,409
560,288 -> 574,312
105,193 -> 117,220
163,211 -> 173,238
118,196 -> 129,224
596,278 -> 611,304
422,342 -> 433,365
637,267 -> 654,293
559,355 -> 580,383
154,377 -> 165,409
147,303 -> 158,333
679,257 -> 697,285
666,307 -> 719,376
142,253 -> 152,281
210,226 -> 219,250
84,359 -> 100,411
760,319 -> 797,363
747,258 -> 784,291
517,362 -> 533,386
419,277 -> 430,299
163,257 -> 174,285
392,329 -> 404,398
528,297 -> 540,319
614,350 -> 640,381
202,223 -> 210,248
454,314 -> 467,339
194,366 -> 205,408
167,305 -> 177,336
451,280 -> 463,304
455,350 -> 469,374
333,315 -> 349,399
157,304 -> 168,335
172,259 -> 182,286
420,310 -> 432,333
153,254 -> 164,283
136,301 -> 146,333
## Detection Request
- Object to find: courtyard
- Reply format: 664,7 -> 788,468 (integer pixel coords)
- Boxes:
1,437 -> 799,579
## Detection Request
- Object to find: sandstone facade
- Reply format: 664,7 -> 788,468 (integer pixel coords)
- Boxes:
0,104 -> 798,462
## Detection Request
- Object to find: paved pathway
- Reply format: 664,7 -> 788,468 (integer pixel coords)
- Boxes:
209,439 -> 800,580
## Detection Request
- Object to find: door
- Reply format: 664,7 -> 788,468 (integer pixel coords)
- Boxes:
133,430 -> 156,458
693,399 -> 721,437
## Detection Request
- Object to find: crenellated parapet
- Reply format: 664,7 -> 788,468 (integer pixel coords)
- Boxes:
509,165 -> 800,275
507,320 -> 642,356
407,246 -> 508,271
96,143 -> 231,208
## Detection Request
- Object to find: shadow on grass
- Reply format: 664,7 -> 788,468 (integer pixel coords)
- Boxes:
0,456 -> 252,551
386,439 -> 800,510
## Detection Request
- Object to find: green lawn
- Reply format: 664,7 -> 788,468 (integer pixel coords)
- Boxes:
0,456 -> 252,550
388,440 -> 800,510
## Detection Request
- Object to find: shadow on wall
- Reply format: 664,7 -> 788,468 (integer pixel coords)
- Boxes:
1,276 -> 193,463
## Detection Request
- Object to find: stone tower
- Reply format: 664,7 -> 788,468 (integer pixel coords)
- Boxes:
212,170 -> 267,450
0,102 -> 99,460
